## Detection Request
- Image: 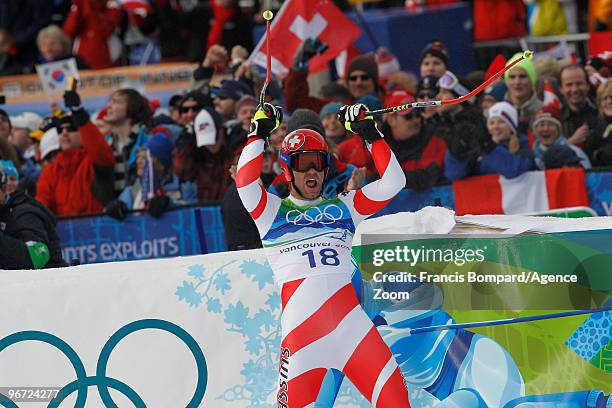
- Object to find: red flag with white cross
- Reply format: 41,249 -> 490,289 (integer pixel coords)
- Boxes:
251,0 -> 361,76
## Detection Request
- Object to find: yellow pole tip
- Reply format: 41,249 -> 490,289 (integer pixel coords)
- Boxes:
523,50 -> 533,59
263,10 -> 274,21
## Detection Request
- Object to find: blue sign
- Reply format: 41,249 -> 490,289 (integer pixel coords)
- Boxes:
58,207 -> 227,264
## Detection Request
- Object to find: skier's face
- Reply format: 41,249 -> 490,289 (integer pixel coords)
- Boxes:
291,167 -> 325,200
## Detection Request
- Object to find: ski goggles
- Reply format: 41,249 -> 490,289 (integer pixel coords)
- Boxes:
289,151 -> 329,172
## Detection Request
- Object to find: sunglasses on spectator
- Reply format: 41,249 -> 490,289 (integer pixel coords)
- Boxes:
289,151 -> 329,172
215,94 -> 231,101
57,124 -> 78,133
179,105 -> 202,114
348,74 -> 370,82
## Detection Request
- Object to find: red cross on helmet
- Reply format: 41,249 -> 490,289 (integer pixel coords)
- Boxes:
279,129 -> 330,182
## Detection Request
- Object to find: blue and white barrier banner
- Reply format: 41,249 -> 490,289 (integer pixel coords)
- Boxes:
58,206 -> 227,264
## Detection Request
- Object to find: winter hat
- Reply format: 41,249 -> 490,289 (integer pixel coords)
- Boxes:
485,54 -> 507,81
356,95 -> 383,112
487,101 -> 518,134
319,102 -> 342,120
504,52 -> 537,89
286,109 -> 325,136
235,95 -> 257,114
143,133 -> 174,169
213,80 -> 253,100
0,160 -> 18,179
384,89 -> 415,111
39,127 -> 60,160
375,47 -> 401,79
420,40 -> 449,68
194,107 -> 222,147
9,112 -> 42,131
180,91 -> 211,108
347,54 -> 379,86
543,144 -> 582,169
484,82 -> 508,102
532,105 -> 563,132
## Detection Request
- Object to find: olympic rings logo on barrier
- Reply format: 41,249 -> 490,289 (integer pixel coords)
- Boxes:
0,319 -> 207,408
285,204 -> 344,226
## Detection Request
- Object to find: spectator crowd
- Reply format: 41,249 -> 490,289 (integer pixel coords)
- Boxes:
0,0 -> 611,258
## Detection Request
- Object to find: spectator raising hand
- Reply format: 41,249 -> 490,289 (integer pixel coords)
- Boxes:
63,0 -> 123,69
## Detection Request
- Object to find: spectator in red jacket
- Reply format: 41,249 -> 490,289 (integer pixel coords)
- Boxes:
381,90 -> 447,191
473,0 -> 526,41
63,0 -> 123,69
36,112 -> 115,216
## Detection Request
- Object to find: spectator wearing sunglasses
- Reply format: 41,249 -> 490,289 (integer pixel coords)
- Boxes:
381,90 -> 447,192
284,43 -> 381,114
504,52 -> 542,134
445,101 -> 534,181
177,91 -> 211,127
36,113 -> 115,216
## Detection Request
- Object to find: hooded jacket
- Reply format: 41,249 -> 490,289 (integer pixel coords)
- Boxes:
0,190 -> 66,269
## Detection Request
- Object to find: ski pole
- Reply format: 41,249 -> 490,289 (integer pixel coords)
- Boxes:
409,306 -> 612,335
365,50 -> 533,116
259,10 -> 274,108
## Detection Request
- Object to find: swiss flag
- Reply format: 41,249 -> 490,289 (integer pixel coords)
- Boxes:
252,0 -> 361,76
542,79 -> 561,110
453,169 -> 589,215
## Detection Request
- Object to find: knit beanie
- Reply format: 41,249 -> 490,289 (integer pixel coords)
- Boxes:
235,95 -> 257,114
144,133 -> 174,169
532,105 -> 563,132
287,109 -> 325,137
319,102 -> 342,120
487,101 -> 518,134
347,54 -> 379,86
420,40 -> 449,69
0,160 -> 18,179
504,52 -> 537,89
375,47 -> 401,79
484,82 -> 508,102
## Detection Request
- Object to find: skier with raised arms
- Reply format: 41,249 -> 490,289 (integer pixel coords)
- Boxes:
235,102 -> 411,408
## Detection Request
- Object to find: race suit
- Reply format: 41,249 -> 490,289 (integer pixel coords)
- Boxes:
236,128 -> 411,407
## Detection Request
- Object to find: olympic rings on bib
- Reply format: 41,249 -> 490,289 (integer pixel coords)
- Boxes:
285,204 -> 344,226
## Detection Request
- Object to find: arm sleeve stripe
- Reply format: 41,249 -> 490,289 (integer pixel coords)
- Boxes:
371,140 -> 391,176
249,183 -> 268,220
353,190 -> 392,216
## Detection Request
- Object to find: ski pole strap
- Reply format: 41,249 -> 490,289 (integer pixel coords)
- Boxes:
409,306 -> 612,335
365,50 -> 533,116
